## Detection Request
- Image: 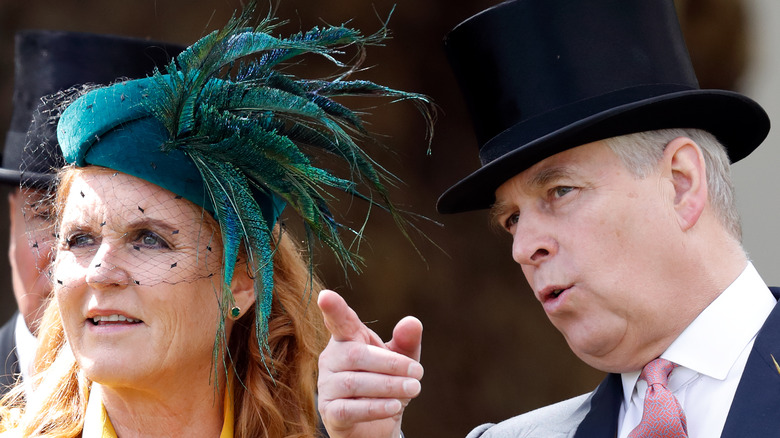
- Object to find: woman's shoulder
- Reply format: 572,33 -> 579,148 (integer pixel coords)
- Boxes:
0,406 -> 24,437
0,428 -> 23,438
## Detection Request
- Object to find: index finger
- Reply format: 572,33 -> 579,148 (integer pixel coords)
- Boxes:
318,289 -> 382,345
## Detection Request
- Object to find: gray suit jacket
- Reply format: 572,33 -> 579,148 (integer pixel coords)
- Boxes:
465,393 -> 592,438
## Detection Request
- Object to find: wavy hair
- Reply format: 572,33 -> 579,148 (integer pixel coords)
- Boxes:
0,166 -> 327,438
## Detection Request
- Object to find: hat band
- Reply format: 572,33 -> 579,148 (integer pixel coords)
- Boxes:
478,83 -> 696,165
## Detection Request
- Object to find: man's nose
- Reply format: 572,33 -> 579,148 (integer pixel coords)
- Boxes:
511,217 -> 557,266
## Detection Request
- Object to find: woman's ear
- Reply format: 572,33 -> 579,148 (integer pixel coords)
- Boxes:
229,265 -> 256,319
664,136 -> 708,231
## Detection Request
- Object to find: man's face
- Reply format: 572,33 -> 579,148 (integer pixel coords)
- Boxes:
8,188 -> 56,335
492,140 -> 692,372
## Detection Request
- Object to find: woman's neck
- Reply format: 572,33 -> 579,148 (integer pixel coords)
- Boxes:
93,373 -> 228,438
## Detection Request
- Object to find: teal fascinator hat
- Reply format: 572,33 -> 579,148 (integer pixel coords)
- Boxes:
58,75 -> 286,223
55,7 -> 434,362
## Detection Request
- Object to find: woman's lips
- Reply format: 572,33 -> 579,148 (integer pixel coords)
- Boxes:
88,313 -> 142,325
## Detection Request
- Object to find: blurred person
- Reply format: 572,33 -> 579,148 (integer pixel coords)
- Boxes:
315,0 -> 780,437
0,6 -> 432,437
0,30 -> 183,397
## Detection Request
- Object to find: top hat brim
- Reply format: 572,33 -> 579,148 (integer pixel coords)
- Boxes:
436,89 -> 770,214
0,169 -> 52,188
0,131 -> 54,188
2,30 -> 185,188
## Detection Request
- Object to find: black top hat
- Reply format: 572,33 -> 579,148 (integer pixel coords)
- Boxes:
1,30 -> 184,188
437,0 -> 770,214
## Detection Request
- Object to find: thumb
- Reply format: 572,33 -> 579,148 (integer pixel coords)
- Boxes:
318,289 -> 381,345
387,316 -> 423,362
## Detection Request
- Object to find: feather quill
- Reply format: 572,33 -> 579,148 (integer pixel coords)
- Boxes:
139,3 -> 435,374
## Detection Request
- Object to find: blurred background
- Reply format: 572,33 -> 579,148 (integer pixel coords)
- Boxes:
0,0 -> 777,436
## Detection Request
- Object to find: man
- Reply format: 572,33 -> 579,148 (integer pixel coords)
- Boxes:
0,30 -> 182,396
315,0 -> 780,437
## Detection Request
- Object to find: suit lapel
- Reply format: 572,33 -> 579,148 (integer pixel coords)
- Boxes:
573,372 -> 621,438
720,287 -> 780,438
0,312 -> 20,397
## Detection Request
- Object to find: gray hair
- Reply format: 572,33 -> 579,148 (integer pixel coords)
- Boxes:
604,128 -> 741,240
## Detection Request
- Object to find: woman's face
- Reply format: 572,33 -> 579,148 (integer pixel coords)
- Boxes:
54,168 -> 228,388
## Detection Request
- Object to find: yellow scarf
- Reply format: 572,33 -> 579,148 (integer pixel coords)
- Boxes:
82,386 -> 234,438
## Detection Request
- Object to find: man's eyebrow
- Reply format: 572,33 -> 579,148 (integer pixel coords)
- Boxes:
489,166 -> 574,228
489,200 -> 513,228
528,166 -> 573,188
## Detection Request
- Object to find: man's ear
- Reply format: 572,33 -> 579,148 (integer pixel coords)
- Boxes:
664,136 -> 708,231
229,264 -> 256,319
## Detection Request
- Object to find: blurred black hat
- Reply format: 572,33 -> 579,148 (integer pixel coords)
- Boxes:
1,30 -> 184,188
437,0 -> 770,214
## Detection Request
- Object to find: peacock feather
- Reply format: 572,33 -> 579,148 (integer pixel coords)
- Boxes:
136,4 -> 435,371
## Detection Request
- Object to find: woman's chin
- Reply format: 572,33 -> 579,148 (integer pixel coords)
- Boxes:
77,355 -> 154,388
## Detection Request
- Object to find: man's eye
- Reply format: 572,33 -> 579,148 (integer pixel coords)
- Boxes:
552,186 -> 574,198
504,213 -> 519,231
135,230 -> 170,250
25,201 -> 54,222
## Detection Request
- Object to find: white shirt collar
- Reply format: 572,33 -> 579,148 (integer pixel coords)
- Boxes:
13,312 -> 37,382
620,262 -> 776,403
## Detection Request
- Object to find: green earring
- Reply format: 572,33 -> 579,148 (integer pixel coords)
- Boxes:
230,306 -> 241,319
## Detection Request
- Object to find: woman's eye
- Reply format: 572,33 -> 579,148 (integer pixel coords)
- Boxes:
66,233 -> 95,249
136,230 -> 170,250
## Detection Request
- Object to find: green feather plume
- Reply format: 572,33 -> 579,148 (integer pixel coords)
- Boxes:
139,3 -> 435,373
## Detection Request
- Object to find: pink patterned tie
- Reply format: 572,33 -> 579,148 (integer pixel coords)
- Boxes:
627,358 -> 688,438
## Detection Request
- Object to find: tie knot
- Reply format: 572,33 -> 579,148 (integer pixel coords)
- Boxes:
640,358 -> 677,386
629,358 -> 688,437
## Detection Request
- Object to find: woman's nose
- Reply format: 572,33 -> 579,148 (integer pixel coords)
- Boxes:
85,243 -> 131,289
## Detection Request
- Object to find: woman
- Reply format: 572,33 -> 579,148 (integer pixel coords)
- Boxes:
0,7 -> 432,438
